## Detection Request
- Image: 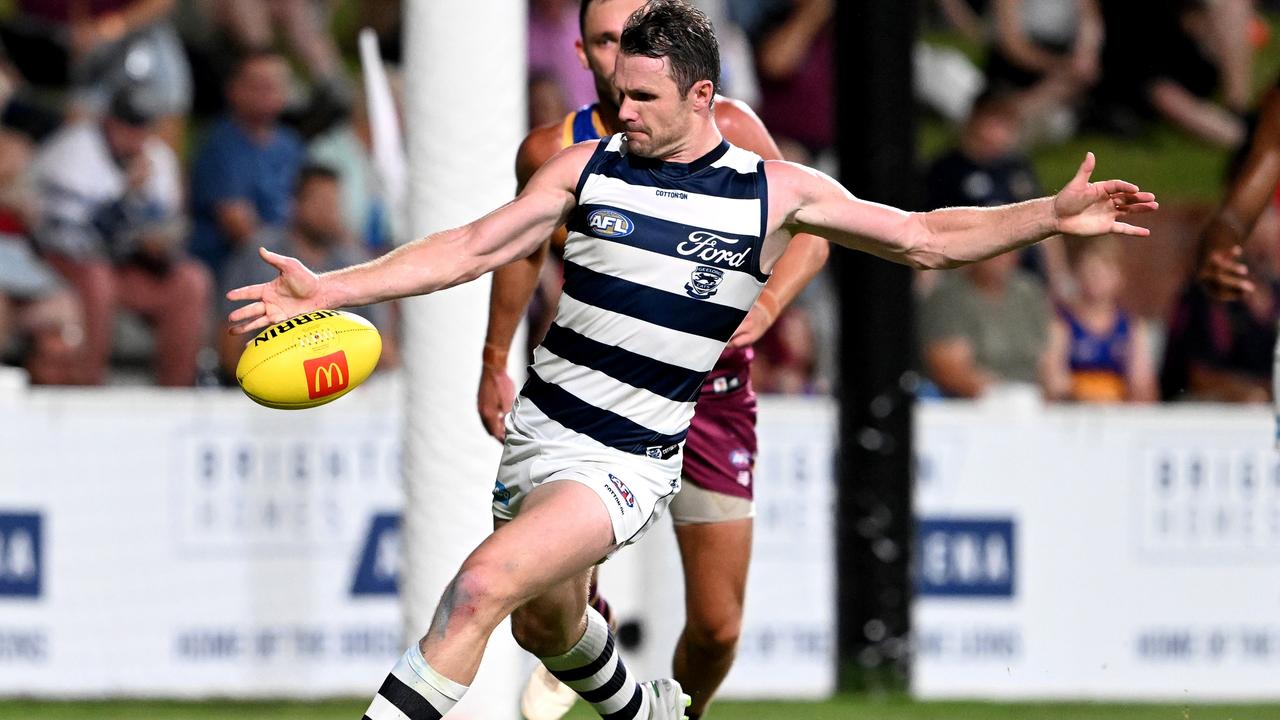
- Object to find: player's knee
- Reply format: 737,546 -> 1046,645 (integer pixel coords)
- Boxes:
510,605 -> 576,657
687,606 -> 743,655
445,565 -> 518,626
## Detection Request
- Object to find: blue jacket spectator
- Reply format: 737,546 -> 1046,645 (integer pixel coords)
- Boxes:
190,50 -> 302,276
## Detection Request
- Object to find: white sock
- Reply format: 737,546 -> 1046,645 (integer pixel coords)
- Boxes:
363,645 -> 468,720
540,607 -> 649,719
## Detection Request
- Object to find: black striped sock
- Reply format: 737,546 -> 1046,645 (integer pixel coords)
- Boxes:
362,646 -> 467,720
541,607 -> 648,719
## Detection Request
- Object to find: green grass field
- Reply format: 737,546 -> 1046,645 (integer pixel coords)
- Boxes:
4,698 -> 1279,720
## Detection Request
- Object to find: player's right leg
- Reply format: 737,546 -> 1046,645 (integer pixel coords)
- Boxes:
361,480 -> 616,720
514,568 -> 689,720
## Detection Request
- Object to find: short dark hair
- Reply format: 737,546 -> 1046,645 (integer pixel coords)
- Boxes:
229,48 -> 284,82
620,0 -> 720,97
579,0 -> 594,34
294,163 -> 340,197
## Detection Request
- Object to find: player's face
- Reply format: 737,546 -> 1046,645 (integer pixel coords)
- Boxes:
576,0 -> 646,110
614,54 -> 694,157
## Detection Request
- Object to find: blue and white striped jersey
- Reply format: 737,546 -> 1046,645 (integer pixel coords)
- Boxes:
510,133 -> 770,458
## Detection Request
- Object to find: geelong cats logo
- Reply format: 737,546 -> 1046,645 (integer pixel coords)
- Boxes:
685,265 -> 724,299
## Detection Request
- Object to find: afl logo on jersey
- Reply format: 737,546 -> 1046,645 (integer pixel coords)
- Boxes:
685,265 -> 724,299
587,209 -> 634,237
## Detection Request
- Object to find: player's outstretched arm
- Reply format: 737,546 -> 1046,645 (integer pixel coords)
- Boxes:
1198,87 -> 1280,300
226,143 -> 592,336
767,152 -> 1157,269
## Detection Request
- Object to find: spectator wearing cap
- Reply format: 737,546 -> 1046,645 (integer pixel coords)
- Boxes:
190,50 -> 303,279
31,87 -> 211,386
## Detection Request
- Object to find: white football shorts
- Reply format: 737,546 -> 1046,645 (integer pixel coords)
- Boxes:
491,424 -> 683,553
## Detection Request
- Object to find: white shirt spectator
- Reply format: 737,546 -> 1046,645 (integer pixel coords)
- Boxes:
31,120 -> 181,260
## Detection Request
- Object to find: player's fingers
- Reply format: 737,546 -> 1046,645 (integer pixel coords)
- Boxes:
1207,253 -> 1249,277
1071,151 -> 1096,186
1100,179 -> 1141,195
1206,275 -> 1254,300
1118,201 -> 1159,214
227,301 -> 266,324
1222,275 -> 1256,295
229,315 -> 271,336
483,411 -> 505,441
226,283 -> 264,302
260,246 -> 298,274
1112,190 -> 1155,204
1111,222 -> 1151,237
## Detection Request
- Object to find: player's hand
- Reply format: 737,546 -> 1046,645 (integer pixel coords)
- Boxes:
1053,152 -> 1159,238
728,301 -> 777,349
477,364 -> 515,440
1198,244 -> 1256,301
226,247 -> 324,335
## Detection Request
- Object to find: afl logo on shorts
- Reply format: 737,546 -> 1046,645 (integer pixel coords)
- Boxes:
685,265 -> 724,299
608,473 -> 636,508
587,209 -> 634,237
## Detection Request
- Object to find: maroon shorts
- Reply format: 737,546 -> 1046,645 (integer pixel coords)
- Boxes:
681,372 -> 758,500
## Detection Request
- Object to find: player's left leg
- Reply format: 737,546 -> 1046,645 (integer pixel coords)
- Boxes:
361,480 -> 615,720
671,515 -> 752,720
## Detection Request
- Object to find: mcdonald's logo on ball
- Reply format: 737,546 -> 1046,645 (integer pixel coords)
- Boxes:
235,310 -> 382,409
304,351 -> 350,399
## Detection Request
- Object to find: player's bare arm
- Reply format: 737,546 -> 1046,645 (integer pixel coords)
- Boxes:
715,97 -> 830,347
1198,87 -> 1280,300
763,152 -> 1157,270
225,142 -> 594,336
478,124 -> 571,438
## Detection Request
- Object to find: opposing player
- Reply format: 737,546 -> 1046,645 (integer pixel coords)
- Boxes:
1198,77 -> 1280,302
227,3 -> 1156,719
477,1 -> 828,717
1197,73 -> 1280,431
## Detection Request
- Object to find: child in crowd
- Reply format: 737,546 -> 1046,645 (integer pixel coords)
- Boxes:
1046,236 -> 1157,402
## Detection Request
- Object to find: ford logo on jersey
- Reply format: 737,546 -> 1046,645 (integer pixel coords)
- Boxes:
587,209 -> 634,237
677,231 -> 751,268
685,265 -> 724,299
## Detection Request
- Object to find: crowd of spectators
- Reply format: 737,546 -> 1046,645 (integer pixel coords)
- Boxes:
907,0 -> 1280,405
0,0 -> 398,387
3,0 -> 1279,404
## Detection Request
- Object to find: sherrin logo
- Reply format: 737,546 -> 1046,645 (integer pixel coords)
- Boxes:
251,309 -> 341,346
304,350 -> 350,399
587,209 -> 634,237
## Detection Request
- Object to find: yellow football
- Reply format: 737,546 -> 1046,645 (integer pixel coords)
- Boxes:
236,309 -> 382,410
